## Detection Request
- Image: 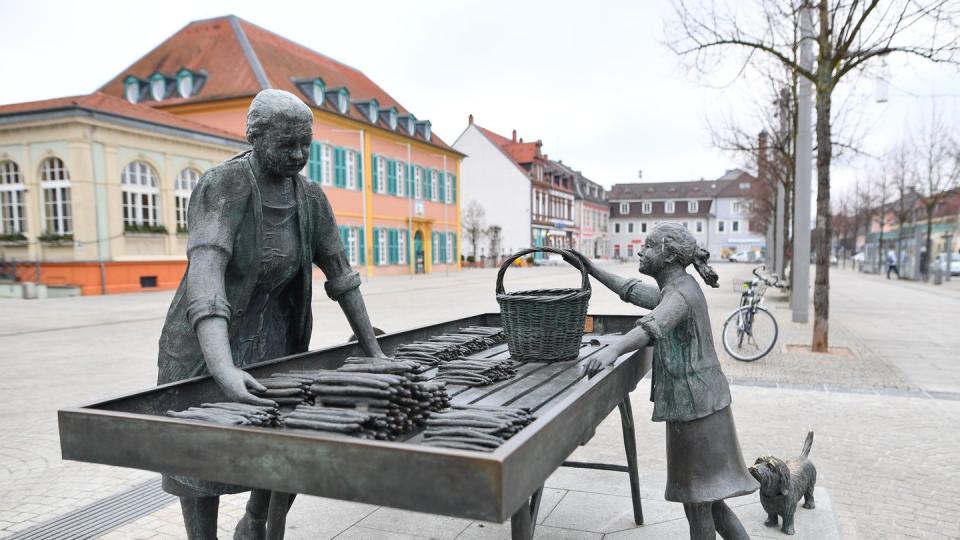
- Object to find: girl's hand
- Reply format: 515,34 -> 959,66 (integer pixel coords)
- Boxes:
564,249 -> 593,273
578,346 -> 620,379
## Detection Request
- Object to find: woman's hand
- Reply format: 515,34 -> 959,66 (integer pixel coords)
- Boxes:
213,366 -> 275,406
578,346 -> 620,379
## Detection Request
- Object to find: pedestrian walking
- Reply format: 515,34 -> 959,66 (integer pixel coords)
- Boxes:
886,250 -> 900,279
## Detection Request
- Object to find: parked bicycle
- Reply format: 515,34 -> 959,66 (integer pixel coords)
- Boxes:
721,265 -> 785,362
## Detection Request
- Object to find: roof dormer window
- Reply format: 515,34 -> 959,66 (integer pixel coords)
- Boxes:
176,69 -> 193,98
124,76 -> 142,103
325,88 -> 350,114
418,120 -> 432,142
384,108 -> 398,130
311,79 -> 325,106
366,100 -> 379,123
150,73 -> 167,101
400,114 -> 417,136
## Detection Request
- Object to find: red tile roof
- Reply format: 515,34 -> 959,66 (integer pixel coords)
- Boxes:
98,15 -> 455,151
474,124 -> 542,168
0,92 -> 246,142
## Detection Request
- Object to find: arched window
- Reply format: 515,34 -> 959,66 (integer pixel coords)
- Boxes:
40,157 -> 72,236
175,168 -> 200,232
0,161 -> 25,236
121,161 -> 161,229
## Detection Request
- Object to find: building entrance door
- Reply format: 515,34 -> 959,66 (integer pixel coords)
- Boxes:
414,231 -> 425,274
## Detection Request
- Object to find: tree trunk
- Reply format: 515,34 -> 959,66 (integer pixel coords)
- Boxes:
877,206 -> 884,273
811,80 -> 832,353
925,206 -> 934,281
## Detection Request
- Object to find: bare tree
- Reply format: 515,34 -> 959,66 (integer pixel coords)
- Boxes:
871,167 -> 893,272
461,200 -> 487,260
668,0 -> 960,351
889,143 -> 919,273
915,112 -> 960,279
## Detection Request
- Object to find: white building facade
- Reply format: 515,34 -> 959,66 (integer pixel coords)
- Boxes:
452,119 -> 531,260
606,170 -> 765,261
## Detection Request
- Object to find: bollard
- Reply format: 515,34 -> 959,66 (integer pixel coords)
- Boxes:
22,281 -> 37,299
934,265 -> 943,285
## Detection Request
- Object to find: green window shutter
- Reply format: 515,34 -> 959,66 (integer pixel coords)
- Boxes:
432,232 -> 438,264
356,152 -> 364,190
371,154 -> 379,193
450,233 -> 457,263
358,227 -> 366,264
450,174 -> 456,203
308,142 -> 321,182
387,159 -> 397,195
424,169 -> 433,200
334,148 -> 346,187
438,171 -> 446,203
388,229 -> 398,264
372,228 -> 380,265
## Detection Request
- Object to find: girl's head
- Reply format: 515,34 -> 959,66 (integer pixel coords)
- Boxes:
638,222 -> 719,287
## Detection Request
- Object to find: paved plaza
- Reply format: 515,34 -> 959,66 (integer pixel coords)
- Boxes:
1,262 -> 959,539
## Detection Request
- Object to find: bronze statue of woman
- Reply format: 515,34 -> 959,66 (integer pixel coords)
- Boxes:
576,222 -> 758,540
156,89 -> 386,539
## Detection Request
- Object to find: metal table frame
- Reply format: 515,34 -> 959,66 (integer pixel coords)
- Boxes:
58,313 -> 652,539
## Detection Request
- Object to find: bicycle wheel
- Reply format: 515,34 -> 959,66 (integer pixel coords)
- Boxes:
722,305 -> 779,362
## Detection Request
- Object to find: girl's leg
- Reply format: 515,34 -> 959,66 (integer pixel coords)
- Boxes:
712,500 -> 750,540
180,496 -> 219,540
683,502 -> 715,540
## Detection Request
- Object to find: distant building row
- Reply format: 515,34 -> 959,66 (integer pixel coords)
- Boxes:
454,118 -> 764,262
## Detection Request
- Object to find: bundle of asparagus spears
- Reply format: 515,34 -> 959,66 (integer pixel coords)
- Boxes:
435,358 -> 519,386
166,402 -> 282,427
420,404 -> 535,452
273,358 -> 450,439
250,375 -> 310,406
281,405 -> 391,439
394,326 -> 507,371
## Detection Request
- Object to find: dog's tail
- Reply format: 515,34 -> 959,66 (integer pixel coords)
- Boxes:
799,431 -> 814,459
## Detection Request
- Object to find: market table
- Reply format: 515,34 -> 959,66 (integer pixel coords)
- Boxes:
59,312 -> 653,539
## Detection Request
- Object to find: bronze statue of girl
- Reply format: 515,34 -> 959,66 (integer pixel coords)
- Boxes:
577,222 -> 758,540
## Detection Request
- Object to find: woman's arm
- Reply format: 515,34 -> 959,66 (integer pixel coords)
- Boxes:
336,288 -> 386,358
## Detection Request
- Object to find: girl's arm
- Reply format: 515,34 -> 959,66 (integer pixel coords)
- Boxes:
569,251 -> 660,309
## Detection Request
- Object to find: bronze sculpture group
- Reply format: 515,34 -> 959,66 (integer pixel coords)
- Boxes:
159,90 -> 812,539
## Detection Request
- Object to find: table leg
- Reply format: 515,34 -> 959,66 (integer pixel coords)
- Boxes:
618,399 -> 644,525
510,486 -> 543,540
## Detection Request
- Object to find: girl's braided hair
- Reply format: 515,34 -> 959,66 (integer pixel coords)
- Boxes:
652,222 -> 719,288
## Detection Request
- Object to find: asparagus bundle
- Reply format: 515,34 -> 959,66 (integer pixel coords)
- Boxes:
272,359 -> 450,440
394,326 -> 507,370
250,375 -> 310,406
420,405 -> 535,452
435,358 -> 519,386
166,402 -> 282,427
281,404 -> 392,440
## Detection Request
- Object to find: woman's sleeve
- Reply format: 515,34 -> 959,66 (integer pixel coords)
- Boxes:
311,190 -> 361,301
636,290 -> 689,342
184,172 -> 247,329
618,278 -> 662,309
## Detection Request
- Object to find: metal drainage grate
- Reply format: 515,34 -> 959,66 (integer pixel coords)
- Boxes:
8,478 -> 176,540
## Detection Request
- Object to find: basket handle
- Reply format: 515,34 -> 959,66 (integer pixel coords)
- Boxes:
496,247 -> 591,295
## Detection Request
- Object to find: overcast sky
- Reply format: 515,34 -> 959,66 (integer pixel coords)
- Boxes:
2,0 -> 959,196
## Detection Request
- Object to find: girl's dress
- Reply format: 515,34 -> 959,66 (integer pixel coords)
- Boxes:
623,273 -> 758,503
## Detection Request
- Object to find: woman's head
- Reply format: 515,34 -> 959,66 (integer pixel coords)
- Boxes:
637,222 -> 719,287
247,90 -> 314,178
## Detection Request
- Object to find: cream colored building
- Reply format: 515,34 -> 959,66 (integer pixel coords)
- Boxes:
0,93 -> 246,294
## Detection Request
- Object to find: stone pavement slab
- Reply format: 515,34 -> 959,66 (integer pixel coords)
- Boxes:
2,262 -> 959,538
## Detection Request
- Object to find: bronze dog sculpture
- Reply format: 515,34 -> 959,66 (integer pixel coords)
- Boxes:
749,431 -> 816,535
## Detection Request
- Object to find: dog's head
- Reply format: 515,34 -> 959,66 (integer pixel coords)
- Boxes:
749,455 -> 790,496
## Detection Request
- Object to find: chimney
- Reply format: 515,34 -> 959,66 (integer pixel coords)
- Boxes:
512,129 -> 517,142
519,137 -> 524,143
468,114 -> 474,125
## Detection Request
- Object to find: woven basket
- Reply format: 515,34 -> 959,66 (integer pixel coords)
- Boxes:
496,247 -> 591,362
